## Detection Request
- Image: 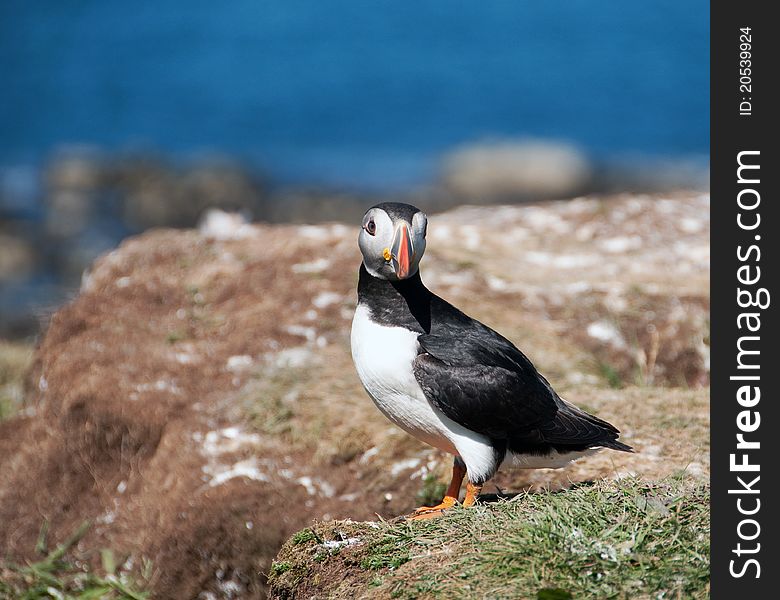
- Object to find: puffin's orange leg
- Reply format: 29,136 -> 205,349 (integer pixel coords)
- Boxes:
411,459 -> 466,517
462,481 -> 483,507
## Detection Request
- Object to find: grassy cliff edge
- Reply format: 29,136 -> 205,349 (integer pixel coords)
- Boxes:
269,476 -> 709,599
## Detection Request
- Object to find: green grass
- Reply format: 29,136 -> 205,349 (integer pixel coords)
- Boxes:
0,522 -> 149,600
359,531 -> 413,571
597,361 -> 623,389
291,529 -> 320,546
165,330 -> 187,344
270,562 -> 293,577
415,473 -> 448,508
0,341 -> 33,421
270,476 -> 709,600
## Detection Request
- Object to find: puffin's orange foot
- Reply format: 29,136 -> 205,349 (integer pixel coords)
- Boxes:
413,495 -> 458,514
408,508 -> 448,521
462,482 -> 482,508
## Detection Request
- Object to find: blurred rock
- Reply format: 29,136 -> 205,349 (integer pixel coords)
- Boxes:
44,190 -> 95,237
439,140 -> 592,201
43,153 -> 106,237
45,152 -> 105,192
198,208 -> 254,241
114,158 -> 267,229
598,156 -> 710,193
56,228 -> 122,282
265,189 -> 367,224
0,232 -> 37,282
43,152 -> 268,231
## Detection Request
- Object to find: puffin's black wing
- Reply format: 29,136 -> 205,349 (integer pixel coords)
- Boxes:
413,305 -> 631,452
413,329 -> 557,439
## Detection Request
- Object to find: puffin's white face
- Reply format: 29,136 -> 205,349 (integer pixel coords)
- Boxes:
358,205 -> 427,280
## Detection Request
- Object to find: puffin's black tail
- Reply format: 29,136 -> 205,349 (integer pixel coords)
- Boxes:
599,438 -> 634,453
509,398 -> 634,454
549,399 -> 634,452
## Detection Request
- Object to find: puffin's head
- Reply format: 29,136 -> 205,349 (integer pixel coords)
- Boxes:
358,202 -> 428,281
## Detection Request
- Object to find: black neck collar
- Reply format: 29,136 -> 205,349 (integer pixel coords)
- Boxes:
357,263 -> 432,333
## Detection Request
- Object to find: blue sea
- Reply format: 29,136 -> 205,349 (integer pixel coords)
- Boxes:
1,0 -> 709,190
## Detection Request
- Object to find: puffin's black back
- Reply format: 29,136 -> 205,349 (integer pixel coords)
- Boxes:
357,264 -> 632,456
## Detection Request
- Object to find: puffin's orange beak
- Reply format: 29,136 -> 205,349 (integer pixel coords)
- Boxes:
390,222 -> 414,279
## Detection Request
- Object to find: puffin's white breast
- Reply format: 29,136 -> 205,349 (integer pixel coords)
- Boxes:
351,303 -> 556,483
350,304 -> 457,452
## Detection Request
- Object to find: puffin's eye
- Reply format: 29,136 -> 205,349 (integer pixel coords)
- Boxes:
365,219 -> 376,236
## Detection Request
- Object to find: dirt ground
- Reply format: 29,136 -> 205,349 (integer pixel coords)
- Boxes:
0,192 -> 709,598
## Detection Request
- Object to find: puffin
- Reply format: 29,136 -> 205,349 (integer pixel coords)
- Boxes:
350,202 -> 632,517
